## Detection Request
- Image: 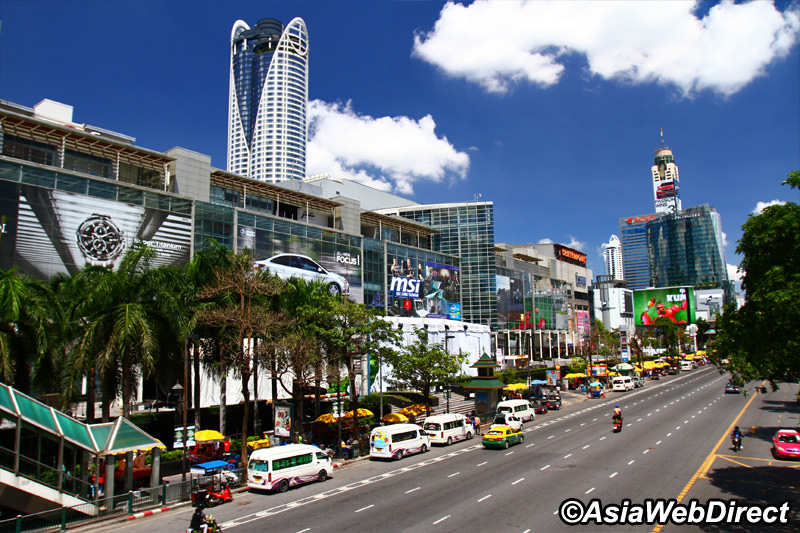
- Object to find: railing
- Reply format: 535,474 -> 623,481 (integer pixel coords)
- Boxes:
0,445 -> 94,501
0,468 -> 247,532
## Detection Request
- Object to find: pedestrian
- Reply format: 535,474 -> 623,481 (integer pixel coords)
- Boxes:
473,415 -> 481,436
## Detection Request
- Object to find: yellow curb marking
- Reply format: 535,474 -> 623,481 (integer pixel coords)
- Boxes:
651,380 -> 765,533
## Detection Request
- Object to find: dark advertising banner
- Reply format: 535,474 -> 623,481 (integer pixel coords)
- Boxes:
634,286 -> 695,326
387,257 -> 460,320
241,225 -> 364,304
497,273 -> 523,328
2,183 -> 191,280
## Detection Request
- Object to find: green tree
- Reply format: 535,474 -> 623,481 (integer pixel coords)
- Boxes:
713,171 -> 800,385
74,246 -> 184,420
0,268 -> 50,392
385,329 -> 467,415
196,251 -> 285,464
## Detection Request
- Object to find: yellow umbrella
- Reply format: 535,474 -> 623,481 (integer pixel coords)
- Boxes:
194,429 -> 225,442
314,413 -> 337,424
344,408 -> 374,418
503,383 -> 528,390
381,412 -> 409,423
564,373 -> 585,379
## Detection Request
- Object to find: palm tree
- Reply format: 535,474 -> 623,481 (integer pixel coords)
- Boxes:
73,245 -> 183,419
0,268 -> 51,393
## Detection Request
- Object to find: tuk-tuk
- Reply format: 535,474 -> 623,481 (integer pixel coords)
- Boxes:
588,382 -> 605,398
190,460 -> 237,507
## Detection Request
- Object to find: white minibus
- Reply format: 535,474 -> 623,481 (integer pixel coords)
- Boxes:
680,360 -> 693,371
611,376 -> 634,392
496,399 -> 535,422
369,423 -> 430,460
247,444 -> 333,493
423,413 -> 473,445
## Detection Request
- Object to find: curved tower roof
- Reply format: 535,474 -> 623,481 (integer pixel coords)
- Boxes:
227,17 -> 309,183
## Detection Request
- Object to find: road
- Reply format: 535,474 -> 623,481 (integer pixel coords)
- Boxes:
82,366 -> 799,533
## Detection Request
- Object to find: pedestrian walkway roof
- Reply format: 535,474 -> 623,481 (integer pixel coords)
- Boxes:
0,382 -> 164,455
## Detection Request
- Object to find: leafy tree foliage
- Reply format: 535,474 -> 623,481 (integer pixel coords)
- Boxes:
384,329 -> 466,414
713,171 -> 800,386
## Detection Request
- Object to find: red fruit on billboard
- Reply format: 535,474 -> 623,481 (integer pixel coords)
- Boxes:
681,300 -> 688,310
641,312 -> 652,325
539,317 -> 546,329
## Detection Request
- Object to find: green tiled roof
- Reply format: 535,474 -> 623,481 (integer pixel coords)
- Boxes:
0,382 -> 162,455
463,378 -> 507,389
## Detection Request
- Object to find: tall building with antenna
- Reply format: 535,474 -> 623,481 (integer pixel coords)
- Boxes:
652,129 -> 681,214
227,18 -> 309,183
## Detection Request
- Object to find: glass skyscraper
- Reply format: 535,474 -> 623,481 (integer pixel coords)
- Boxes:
227,18 -> 309,183
647,204 -> 731,295
378,202 -> 497,328
619,213 -> 657,290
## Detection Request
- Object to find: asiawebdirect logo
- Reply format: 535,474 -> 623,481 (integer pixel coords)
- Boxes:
558,498 -> 791,526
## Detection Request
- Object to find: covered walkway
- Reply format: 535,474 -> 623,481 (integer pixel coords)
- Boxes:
0,382 -> 164,516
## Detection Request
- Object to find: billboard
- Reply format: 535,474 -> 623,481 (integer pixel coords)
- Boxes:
633,286 -> 695,326
387,256 -> 460,320
1,181 -> 191,279
496,273 -> 524,328
241,225 -> 364,304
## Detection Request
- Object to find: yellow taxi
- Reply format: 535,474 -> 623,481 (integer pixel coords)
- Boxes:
482,425 -> 524,449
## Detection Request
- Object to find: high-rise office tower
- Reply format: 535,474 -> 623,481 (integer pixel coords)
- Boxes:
602,234 -> 623,280
652,130 -> 681,214
227,18 -> 309,183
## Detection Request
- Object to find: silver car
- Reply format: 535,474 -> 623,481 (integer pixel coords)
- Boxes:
253,254 -> 348,296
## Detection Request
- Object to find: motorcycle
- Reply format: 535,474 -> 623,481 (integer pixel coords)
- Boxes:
186,515 -> 222,533
612,415 -> 623,433
732,435 -> 742,452
194,482 -> 233,507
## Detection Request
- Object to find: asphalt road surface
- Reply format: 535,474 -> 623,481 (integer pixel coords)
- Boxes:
81,366 -> 799,533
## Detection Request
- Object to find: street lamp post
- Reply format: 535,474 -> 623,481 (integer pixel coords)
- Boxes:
171,383 -> 186,481
444,325 -> 456,413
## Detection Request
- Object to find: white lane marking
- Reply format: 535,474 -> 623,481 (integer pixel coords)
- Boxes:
478,495 -> 491,502
406,487 -> 421,494
586,487 -> 595,494
628,460 -> 635,465
610,472 -> 618,478
296,529 -> 310,533
564,453 -> 572,459
565,428 -> 572,433
666,433 -> 672,437
433,515 -> 451,525
355,504 -> 374,513
448,472 -> 460,478
548,435 -> 555,439
636,418 -> 642,422
476,462 -> 487,467
599,436 -> 607,441
541,464 -> 551,470
582,445 -> 590,450
643,449 -> 650,454
512,478 -> 525,485
656,440 -> 662,445
505,451 -> 514,456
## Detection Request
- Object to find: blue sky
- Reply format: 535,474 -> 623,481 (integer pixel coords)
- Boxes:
1,1 -> 798,278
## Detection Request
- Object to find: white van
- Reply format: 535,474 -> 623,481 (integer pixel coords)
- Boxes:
611,376 -> 634,392
424,413 -> 473,445
369,423 -> 430,460
247,444 -> 333,493
680,361 -> 693,371
496,399 -> 535,422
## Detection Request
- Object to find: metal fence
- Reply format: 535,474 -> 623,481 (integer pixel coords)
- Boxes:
0,468 -> 246,532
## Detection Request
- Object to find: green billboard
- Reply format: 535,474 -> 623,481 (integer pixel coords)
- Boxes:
633,286 -> 695,327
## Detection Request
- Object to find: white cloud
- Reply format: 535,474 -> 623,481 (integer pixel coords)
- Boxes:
727,263 -> 743,281
566,236 -> 586,251
413,0 -> 800,95
307,100 -> 469,195
753,199 -> 786,214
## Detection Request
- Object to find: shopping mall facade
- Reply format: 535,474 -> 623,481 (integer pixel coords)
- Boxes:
0,99 -> 593,377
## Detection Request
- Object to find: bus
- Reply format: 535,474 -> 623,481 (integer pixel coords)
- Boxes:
423,413 -> 473,445
369,424 -> 430,460
247,444 -> 333,493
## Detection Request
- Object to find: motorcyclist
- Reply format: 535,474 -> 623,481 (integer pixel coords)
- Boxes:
612,405 -> 622,421
190,504 -> 209,533
731,426 -> 743,450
